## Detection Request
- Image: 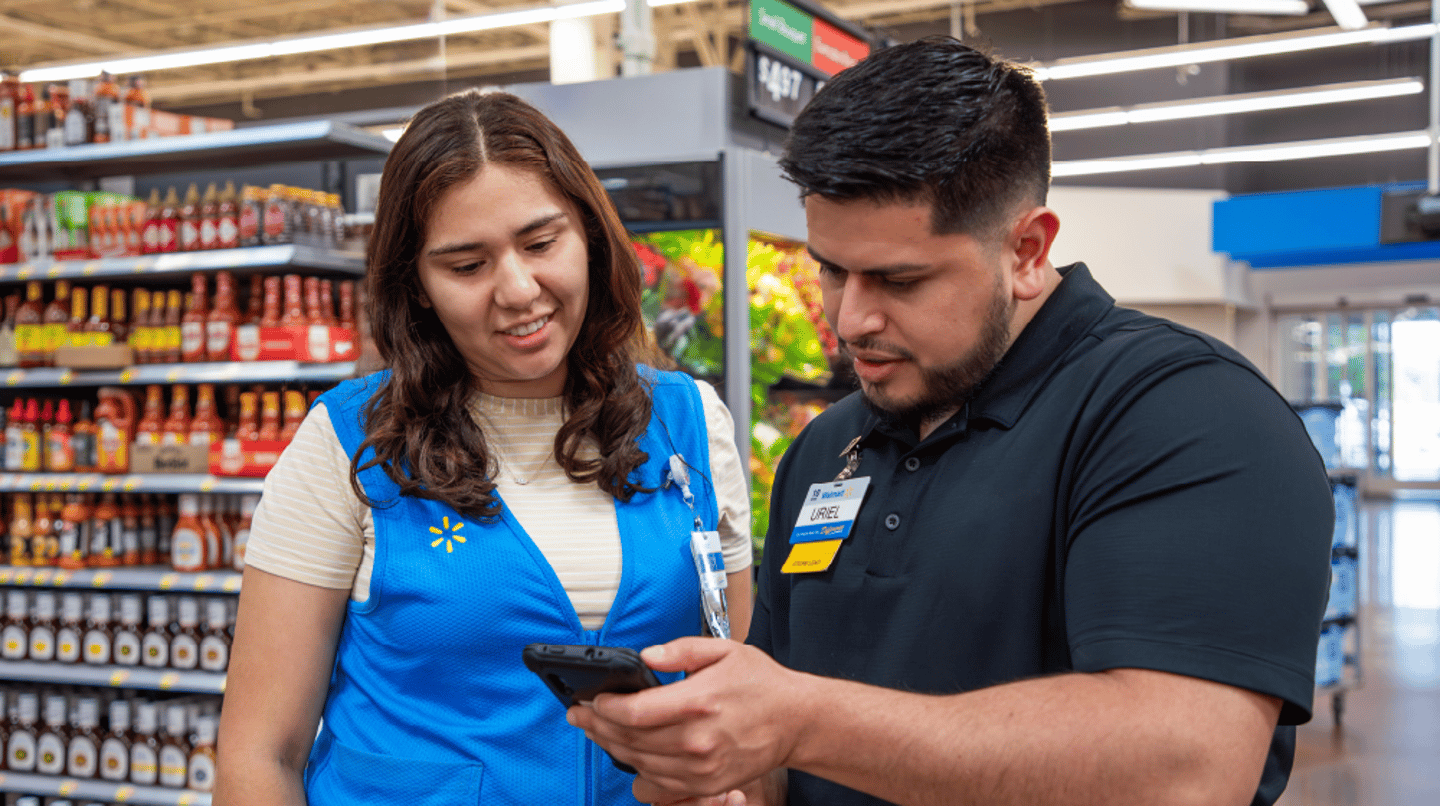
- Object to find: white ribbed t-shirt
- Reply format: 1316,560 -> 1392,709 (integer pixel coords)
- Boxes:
244,381 -> 751,630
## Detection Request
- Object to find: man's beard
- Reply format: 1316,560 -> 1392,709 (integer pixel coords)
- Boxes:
845,282 -> 1015,427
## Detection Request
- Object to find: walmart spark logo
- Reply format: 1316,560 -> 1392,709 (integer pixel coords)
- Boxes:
429,516 -> 467,554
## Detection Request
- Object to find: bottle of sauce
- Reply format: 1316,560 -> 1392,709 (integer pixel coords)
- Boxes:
205,271 -> 238,362
2,589 -> 30,660
141,188 -> 162,255
86,284 -> 112,343
15,281 -> 46,368
8,492 -> 33,565
94,387 -> 136,473
15,80 -> 35,150
280,389 -> 308,442
200,596 -> 232,671
218,180 -> 240,250
302,276 -> 322,324
65,282 -> 87,345
4,397 -> 24,470
157,495 -> 177,559
158,703 -> 189,788
55,590 -> 84,663
124,76 -> 150,140
163,288 -> 183,363
0,72 -> 17,152
280,274 -> 305,326
171,595 -> 201,670
231,493 -> 260,571
178,184 -> 201,252
63,78 -> 92,146
158,187 -> 180,254
187,714 -> 217,792
110,287 -> 129,345
66,695 -> 101,779
129,700 -> 160,785
27,590 -> 57,661
89,492 -> 121,567
38,398 -> 53,468
81,591 -> 113,665
170,494 -> 206,572
131,288 -> 152,363
42,83 -> 64,149
57,492 -> 91,569
92,71 -> 119,144
42,279 -> 71,365
0,292 -> 21,368
35,693 -> 68,776
113,593 -> 142,667
135,385 -> 165,446
244,273 -> 264,325
199,182 -> 219,250
257,391 -> 282,441
238,185 -> 261,247
6,691 -> 39,771
189,383 -> 221,448
99,697 -> 131,782
45,398 -> 75,472
235,391 -> 261,442
120,494 -> 141,566
263,184 -> 289,244
160,384 -> 190,446
140,594 -> 170,668
139,495 -> 160,565
319,279 -> 338,326
198,495 -> 224,569
32,493 -> 56,566
260,275 -> 283,327
72,400 -> 97,473
30,84 -> 51,151
20,397 -> 41,471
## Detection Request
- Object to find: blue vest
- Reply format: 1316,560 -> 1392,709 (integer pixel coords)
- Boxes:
304,368 -> 716,806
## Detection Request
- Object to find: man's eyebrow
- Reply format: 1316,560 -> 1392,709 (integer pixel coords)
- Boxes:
425,211 -> 569,257
807,246 -> 927,275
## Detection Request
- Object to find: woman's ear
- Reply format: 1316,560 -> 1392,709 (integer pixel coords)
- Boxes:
415,283 -> 433,309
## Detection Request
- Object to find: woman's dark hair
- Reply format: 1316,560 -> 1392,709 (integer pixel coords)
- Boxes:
780,35 -> 1051,238
356,89 -> 655,520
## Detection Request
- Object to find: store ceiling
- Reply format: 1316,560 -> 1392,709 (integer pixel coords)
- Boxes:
1,0 -> 1435,192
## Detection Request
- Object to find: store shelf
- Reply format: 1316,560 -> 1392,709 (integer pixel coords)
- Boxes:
0,771 -> 210,806
0,120 -> 391,182
0,243 -> 365,282
0,565 -> 241,593
0,359 -> 356,388
0,660 -> 226,693
0,473 -> 264,495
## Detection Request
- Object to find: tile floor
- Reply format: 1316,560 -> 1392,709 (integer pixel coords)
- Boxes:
1277,498 -> 1440,806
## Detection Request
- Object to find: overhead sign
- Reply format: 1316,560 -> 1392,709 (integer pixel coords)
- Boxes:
747,0 -> 872,127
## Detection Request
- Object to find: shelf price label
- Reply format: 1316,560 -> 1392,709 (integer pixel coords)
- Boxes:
223,576 -> 242,592
758,53 -> 804,103
82,261 -> 100,276
115,784 -> 136,802
101,478 -> 118,491
32,569 -> 51,585
58,369 -> 73,385
78,475 -> 94,491
160,573 -> 179,590
16,264 -> 33,280
5,370 -> 24,386
160,672 -> 180,690
123,476 -> 140,491
14,570 -> 30,585
165,369 -> 181,383
53,571 -> 69,585
92,571 -> 113,587
0,570 -> 11,584
110,670 -> 130,686
59,780 -> 79,795
178,793 -> 197,806
200,477 -> 216,492
195,575 -> 214,591
47,264 -> 63,278
119,368 -> 135,383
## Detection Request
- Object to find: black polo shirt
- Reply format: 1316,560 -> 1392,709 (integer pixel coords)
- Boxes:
748,263 -> 1334,806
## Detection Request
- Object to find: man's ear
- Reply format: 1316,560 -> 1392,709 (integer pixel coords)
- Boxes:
1008,206 -> 1060,301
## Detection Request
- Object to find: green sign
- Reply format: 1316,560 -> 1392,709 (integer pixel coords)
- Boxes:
750,0 -> 812,64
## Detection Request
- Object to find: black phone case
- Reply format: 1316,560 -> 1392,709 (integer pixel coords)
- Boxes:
522,643 -> 663,774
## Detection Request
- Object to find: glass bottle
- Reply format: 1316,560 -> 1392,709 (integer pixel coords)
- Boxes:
280,274 -> 305,326
157,702 -> 189,787
178,183 -> 201,252
45,398 -> 75,472
260,275 -> 282,327
263,184 -> 289,244
35,692 -> 68,775
57,492 -> 91,570
88,492 -> 121,567
55,591 -> 84,663
66,695 -> 101,779
15,280 -> 45,367
86,284 -> 112,343
72,400 -> 98,473
119,494 -> 141,566
42,278 -> 70,366
236,392 -> 261,442
1,588 -> 29,660
171,494 -> 206,572
319,279 -> 338,326
135,384 -> 165,446
170,596 -> 201,670
205,271 -> 238,362
129,700 -> 159,785
186,714 -> 217,792
141,188 -> 162,255
199,596 -> 231,672
280,389 -> 307,442
99,697 -> 131,782
158,186 -> 180,254
32,492 -> 56,566
231,493 -> 260,571
198,495 -> 224,570
140,595 -> 171,668
4,397 -> 24,470
6,690 -> 38,771
257,391 -> 281,441
110,287 -> 128,345
181,273 -> 208,363
131,288 -> 152,363
20,397 -> 40,471
92,71 -> 118,144
188,383 -> 221,448
113,593 -> 143,667
217,181 -> 240,250
138,495 -> 160,565
8,492 -> 33,566
160,384 -> 190,446
81,592 -> 113,665
27,590 -> 56,662
199,182 -> 219,250
303,276 -> 322,324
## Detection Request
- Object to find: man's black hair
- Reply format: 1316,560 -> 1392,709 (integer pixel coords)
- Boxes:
780,35 -> 1051,237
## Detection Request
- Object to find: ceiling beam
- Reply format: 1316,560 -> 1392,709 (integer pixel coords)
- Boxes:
0,12 -> 135,53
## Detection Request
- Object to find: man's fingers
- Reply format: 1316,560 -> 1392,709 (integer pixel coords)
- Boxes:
641,636 -> 737,674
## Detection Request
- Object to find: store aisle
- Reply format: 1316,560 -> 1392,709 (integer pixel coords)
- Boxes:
1278,498 -> 1440,806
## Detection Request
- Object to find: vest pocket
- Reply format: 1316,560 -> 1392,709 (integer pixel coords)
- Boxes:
307,736 -> 483,804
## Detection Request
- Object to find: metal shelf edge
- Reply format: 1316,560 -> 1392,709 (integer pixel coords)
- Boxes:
0,771 -> 211,806
0,473 -> 264,494
0,565 -> 242,593
0,245 -> 365,282
0,660 -> 226,694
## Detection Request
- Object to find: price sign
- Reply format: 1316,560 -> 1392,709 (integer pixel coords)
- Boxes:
746,0 -> 870,128
748,48 -> 825,128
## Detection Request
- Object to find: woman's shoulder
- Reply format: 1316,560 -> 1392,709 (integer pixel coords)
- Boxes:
320,369 -> 392,411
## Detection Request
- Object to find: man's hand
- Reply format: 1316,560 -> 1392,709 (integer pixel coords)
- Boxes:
566,637 -> 805,802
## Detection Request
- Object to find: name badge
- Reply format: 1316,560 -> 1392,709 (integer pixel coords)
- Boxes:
782,477 -> 869,574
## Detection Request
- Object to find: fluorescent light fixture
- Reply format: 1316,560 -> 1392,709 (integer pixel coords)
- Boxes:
1126,0 -> 1309,14
1052,130 -> 1430,177
1033,22 -> 1438,81
19,0 -> 627,83
647,0 -> 704,6
1049,77 -> 1422,132
1322,0 -> 1368,31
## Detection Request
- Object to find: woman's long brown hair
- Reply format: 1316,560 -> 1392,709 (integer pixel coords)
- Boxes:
354,89 -> 655,520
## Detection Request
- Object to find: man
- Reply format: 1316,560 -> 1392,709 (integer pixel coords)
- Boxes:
570,36 -> 1333,806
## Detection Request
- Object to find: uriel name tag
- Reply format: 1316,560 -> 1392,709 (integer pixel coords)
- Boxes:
781,477 -> 870,574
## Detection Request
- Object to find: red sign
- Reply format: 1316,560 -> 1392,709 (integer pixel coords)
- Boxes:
811,17 -> 869,77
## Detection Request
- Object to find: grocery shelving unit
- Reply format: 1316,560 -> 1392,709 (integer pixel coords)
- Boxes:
0,119 -> 389,805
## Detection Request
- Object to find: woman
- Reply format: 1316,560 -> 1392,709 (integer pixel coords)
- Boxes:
215,89 -> 752,805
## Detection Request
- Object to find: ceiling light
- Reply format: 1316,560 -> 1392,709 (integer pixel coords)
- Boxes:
1321,0 -> 1368,30
19,0 -> 628,84
1126,0 -> 1309,14
1053,130 -> 1430,177
1049,77 -> 1422,132
1034,23 -> 1437,81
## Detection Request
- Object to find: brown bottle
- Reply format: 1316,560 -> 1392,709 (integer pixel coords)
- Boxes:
8,493 -> 33,567
139,494 -> 160,565
131,288 -> 152,363
65,695 -> 102,779
200,596 -> 232,670
260,275 -> 282,327
158,187 -> 180,254
15,281 -> 46,368
73,400 -> 98,472
0,73 -> 18,151
92,71 -> 119,144
1,588 -> 29,660
57,492 -> 90,570
99,698 -> 131,782
181,274 -> 207,362
257,391 -> 281,441
45,398 -> 74,472
55,591 -> 84,663
114,592 -> 144,665
280,274 -> 305,326
161,384 -> 190,446
280,389 -> 307,442
120,493 -> 141,565
178,183 -> 201,252
189,383 -> 221,448
187,714 -> 217,791
157,703 -> 189,787
140,594 -> 171,668
42,279 -> 70,365
205,271 -> 238,361
35,693 -> 68,776
338,280 -> 357,331
218,180 -> 240,250
142,188 -> 162,255
129,701 -> 160,785
163,288 -> 183,363
135,385 -> 165,446
110,287 -> 129,344
15,81 -> 35,150
27,589 -> 57,661
81,591 -> 113,665
32,493 -> 55,565
303,276 -> 322,324
245,274 -> 264,325
170,595 -> 202,669
86,284 -> 112,342
236,391 -> 260,441
199,495 -> 225,569
88,492 -> 121,567
199,182 -> 219,250
30,84 -> 50,150
319,279 -> 337,326
66,282 -> 87,340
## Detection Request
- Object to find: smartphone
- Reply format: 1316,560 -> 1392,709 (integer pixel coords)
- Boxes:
523,643 -> 663,773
